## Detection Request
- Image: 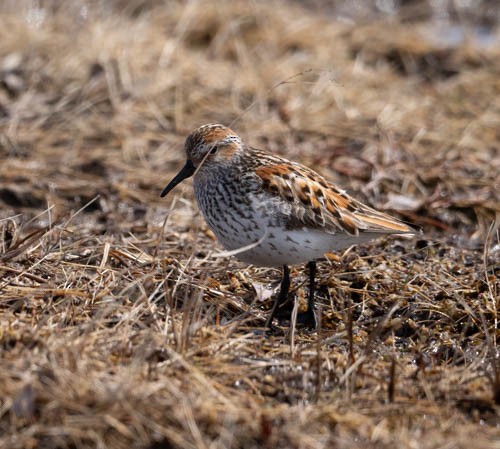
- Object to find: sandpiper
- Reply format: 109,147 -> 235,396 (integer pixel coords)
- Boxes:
161,124 -> 414,328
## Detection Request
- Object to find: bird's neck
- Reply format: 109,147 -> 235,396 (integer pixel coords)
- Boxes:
194,160 -> 241,189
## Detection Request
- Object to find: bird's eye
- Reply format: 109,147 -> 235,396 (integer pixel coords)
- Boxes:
210,146 -> 218,154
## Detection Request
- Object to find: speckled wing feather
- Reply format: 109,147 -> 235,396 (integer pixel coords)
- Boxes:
252,149 -> 413,236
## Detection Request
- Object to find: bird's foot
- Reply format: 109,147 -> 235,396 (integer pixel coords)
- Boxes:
268,307 -> 317,330
296,308 -> 317,329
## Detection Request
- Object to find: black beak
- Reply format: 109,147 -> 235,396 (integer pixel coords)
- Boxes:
160,159 -> 196,198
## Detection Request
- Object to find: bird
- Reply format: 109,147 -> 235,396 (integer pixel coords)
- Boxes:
161,124 -> 414,328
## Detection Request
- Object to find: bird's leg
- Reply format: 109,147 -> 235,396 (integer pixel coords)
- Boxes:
266,264 -> 290,328
301,260 -> 317,328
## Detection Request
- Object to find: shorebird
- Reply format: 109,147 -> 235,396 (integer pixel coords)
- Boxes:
161,124 -> 414,328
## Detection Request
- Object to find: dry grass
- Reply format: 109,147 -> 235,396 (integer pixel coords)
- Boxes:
0,1 -> 499,448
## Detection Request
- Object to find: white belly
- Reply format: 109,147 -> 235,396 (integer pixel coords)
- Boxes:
210,212 -> 383,266
225,227 -> 381,267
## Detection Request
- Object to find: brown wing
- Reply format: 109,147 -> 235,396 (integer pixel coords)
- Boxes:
254,160 -> 413,236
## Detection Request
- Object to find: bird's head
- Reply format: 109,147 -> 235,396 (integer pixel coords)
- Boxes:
160,124 -> 243,198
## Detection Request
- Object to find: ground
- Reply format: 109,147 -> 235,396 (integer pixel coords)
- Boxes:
0,1 -> 499,448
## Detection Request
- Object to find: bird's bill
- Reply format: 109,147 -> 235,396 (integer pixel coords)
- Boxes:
160,159 -> 196,197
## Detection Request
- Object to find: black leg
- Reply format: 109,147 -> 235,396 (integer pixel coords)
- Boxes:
303,260 -> 317,328
266,264 -> 290,328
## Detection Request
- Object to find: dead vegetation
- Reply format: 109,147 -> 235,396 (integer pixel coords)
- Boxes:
0,1 -> 499,448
